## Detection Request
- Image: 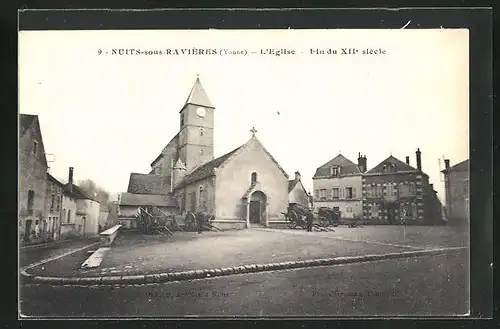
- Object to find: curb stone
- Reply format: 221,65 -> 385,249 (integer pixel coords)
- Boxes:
24,247 -> 466,286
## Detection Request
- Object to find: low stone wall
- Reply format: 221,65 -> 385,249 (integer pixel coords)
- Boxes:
99,224 -> 122,247
267,221 -> 288,229
211,220 -> 247,230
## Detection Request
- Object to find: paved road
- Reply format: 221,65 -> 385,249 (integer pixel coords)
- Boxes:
27,227 -> 467,278
20,250 -> 468,317
20,238 -> 100,269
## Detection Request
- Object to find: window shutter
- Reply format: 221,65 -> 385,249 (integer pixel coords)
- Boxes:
314,189 -> 319,199
326,189 -> 332,200
340,188 -> 344,199
352,187 -> 356,198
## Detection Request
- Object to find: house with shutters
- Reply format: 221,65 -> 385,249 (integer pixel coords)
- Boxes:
312,153 -> 367,219
362,149 -> 442,225
119,76 -> 290,229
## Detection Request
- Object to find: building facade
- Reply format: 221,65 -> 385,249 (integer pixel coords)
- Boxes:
288,171 -> 310,208
44,173 -> 64,241
120,77 -> 291,229
19,114 -> 49,243
441,158 -> 469,225
362,149 -> 442,225
312,153 -> 366,219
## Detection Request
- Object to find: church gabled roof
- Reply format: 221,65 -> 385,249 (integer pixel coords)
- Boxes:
365,155 -> 418,175
176,134 -> 289,188
127,173 -> 171,195
176,146 -> 242,187
313,154 -> 362,178
184,77 -> 214,109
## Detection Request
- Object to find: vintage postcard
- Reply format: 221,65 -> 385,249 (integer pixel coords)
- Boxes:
18,28 -> 470,318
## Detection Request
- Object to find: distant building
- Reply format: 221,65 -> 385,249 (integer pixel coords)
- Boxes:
288,171 -> 309,208
362,149 -> 442,225
44,173 -> 64,241
312,153 -> 366,219
441,158 -> 469,225
19,114 -> 48,243
61,167 -> 101,237
120,77 -> 290,229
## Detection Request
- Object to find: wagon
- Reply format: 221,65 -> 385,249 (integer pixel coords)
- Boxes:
316,207 -> 341,227
283,203 -> 310,229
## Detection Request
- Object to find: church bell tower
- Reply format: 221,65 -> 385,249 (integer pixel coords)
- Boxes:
178,76 -> 215,173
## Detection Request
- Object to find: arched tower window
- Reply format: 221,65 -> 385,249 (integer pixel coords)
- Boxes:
251,172 -> 257,184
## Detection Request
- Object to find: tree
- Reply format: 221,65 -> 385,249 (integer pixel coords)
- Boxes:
78,179 -> 110,211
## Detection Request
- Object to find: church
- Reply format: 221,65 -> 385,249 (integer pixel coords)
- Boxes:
118,77 -> 290,229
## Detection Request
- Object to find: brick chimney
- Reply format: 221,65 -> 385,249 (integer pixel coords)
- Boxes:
416,148 -> 422,171
363,155 -> 367,173
405,156 -> 410,165
444,159 -> 450,171
294,171 -> 301,181
68,167 -> 74,193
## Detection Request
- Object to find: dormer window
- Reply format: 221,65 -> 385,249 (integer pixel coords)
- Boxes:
331,166 -> 341,176
33,140 -> 38,155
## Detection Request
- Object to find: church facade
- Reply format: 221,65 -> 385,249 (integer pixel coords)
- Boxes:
120,77 -> 290,229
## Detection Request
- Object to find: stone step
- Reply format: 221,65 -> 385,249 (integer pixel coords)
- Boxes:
81,247 -> 110,269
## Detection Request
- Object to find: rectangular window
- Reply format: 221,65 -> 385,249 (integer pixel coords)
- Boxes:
319,189 -> 327,200
370,204 -> 380,218
56,196 -> 61,211
33,141 -> 38,155
345,187 -> 353,199
332,188 -> 339,200
325,188 -> 332,200
50,194 -> 55,211
339,188 -> 344,200
27,190 -> 34,216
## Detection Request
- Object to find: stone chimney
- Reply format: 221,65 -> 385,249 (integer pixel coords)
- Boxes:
357,153 -> 364,172
416,148 -> 422,171
363,155 -> 367,173
444,159 -> 450,171
405,156 -> 410,165
294,171 -> 301,181
68,167 -> 74,193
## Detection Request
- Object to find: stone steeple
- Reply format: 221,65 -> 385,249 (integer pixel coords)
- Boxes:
183,76 -> 214,109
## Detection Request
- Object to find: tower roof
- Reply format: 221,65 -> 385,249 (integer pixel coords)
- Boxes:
184,76 -> 214,109
173,158 -> 186,170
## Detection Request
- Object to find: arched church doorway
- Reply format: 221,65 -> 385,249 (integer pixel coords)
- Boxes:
249,191 -> 267,224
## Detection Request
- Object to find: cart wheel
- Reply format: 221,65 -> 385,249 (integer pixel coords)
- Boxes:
185,212 -> 196,230
287,210 -> 298,229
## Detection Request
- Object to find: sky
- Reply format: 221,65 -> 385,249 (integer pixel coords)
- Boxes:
19,29 -> 469,202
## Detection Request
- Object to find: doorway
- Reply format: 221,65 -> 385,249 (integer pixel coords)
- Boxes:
386,203 -> 398,224
249,191 -> 267,225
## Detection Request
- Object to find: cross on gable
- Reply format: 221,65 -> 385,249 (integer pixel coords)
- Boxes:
250,127 -> 257,136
